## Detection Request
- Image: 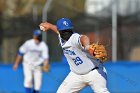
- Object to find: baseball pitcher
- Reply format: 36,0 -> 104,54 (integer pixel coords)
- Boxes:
40,18 -> 109,93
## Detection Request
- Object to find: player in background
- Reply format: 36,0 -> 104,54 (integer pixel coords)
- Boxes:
39,18 -> 110,93
13,29 -> 49,93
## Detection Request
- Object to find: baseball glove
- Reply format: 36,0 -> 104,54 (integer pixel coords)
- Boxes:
42,64 -> 50,72
88,43 -> 107,62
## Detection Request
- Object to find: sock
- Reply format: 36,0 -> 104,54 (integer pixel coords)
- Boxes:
25,87 -> 32,93
33,89 -> 39,93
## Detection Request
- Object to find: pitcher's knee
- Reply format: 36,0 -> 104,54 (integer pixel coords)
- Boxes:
95,88 -> 110,93
57,87 -> 64,93
57,86 -> 71,93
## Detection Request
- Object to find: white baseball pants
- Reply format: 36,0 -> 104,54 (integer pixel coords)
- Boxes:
57,67 -> 110,93
23,62 -> 42,90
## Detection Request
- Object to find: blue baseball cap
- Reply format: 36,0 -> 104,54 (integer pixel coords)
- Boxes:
56,18 -> 74,31
33,29 -> 42,36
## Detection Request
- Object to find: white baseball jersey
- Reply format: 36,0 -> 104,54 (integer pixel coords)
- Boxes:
19,39 -> 49,66
59,33 -> 102,75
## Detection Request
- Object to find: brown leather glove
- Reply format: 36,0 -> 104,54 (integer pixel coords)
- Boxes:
42,64 -> 50,72
88,43 -> 107,62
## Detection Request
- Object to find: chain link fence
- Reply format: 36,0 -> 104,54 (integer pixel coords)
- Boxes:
0,0 -> 140,63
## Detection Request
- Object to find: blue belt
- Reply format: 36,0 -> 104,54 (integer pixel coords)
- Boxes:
91,67 -> 99,71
